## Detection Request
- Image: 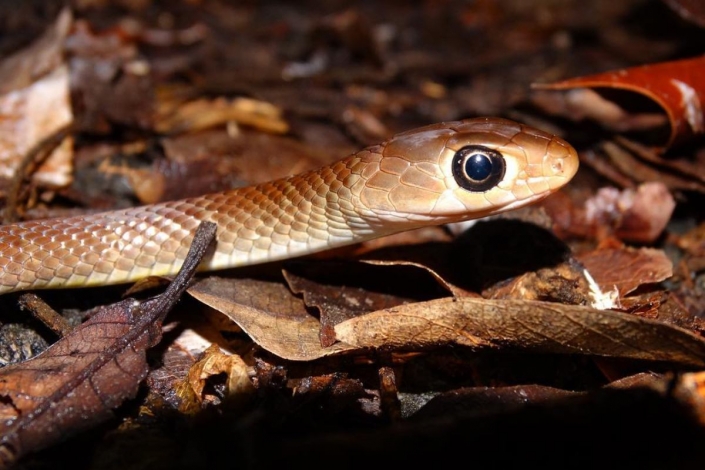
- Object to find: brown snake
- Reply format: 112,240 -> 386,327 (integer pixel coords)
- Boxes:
0,117 -> 578,294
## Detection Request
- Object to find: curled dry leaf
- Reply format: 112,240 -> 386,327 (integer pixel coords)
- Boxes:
533,55 -> 705,148
187,277 -> 355,361
145,325 -> 227,411
576,246 -> 673,297
180,344 -> 254,412
334,297 -> 705,367
0,221 -> 216,466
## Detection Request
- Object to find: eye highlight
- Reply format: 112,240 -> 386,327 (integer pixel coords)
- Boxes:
451,145 -> 506,192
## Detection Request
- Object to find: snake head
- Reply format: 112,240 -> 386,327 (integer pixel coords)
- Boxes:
354,117 -> 579,226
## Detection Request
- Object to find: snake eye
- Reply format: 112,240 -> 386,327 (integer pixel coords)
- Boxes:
451,145 -> 506,192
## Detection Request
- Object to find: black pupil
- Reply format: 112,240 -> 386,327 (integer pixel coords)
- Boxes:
465,153 -> 493,181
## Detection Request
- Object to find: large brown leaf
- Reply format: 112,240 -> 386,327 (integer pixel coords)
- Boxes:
188,277 -> 355,361
334,297 -> 705,367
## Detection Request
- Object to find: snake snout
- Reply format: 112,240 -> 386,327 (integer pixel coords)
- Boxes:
546,138 -> 579,189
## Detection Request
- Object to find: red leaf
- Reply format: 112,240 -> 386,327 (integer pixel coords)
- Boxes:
535,56 -> 705,148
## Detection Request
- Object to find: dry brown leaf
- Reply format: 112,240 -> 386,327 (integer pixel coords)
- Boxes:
576,246 -> 673,297
283,261 -> 436,347
334,297 -> 705,367
0,299 -> 161,464
414,372 -> 667,420
0,221 -> 216,466
187,277 -> 355,361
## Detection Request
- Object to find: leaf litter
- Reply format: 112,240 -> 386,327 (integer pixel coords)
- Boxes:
3,1 -> 705,467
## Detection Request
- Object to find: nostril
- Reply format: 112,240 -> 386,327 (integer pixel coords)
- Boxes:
551,159 -> 564,175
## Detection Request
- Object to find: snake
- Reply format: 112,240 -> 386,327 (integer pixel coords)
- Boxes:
0,117 -> 578,294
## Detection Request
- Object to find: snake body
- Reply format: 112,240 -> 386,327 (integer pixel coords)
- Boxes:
0,118 -> 578,294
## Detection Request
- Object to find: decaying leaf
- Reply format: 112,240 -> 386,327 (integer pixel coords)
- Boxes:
145,323 -> 229,411
334,297 -> 705,367
0,221 -> 216,466
675,221 -> 705,273
147,129 -> 332,204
